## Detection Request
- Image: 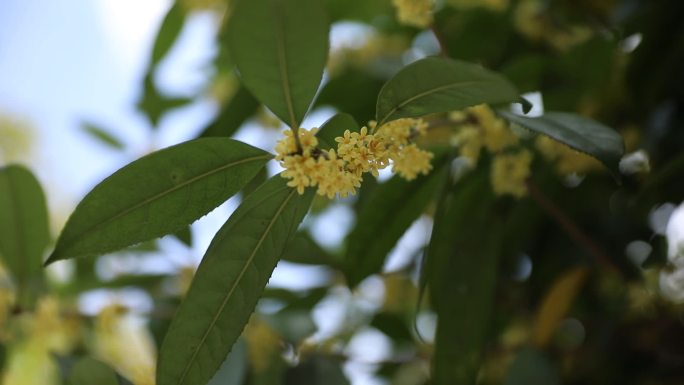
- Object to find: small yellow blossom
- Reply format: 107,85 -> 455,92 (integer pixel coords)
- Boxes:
468,104 -> 518,152
453,125 -> 483,163
276,119 -> 433,198
392,144 -> 434,180
392,0 -> 434,28
535,135 -> 602,175
491,149 -> 534,198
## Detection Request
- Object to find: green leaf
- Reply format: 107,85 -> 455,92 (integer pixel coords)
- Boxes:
68,357 -> 120,385
172,225 -> 193,247
150,2 -> 186,68
316,113 -> 360,150
426,170 -> 500,385
497,111 -> 625,178
0,165 -> 49,307
316,69 -> 385,124
281,233 -> 341,268
285,356 -> 350,385
47,138 -> 272,265
345,156 -> 448,288
228,0 -> 329,128
156,176 -> 314,385
81,122 -> 125,150
376,57 -> 519,126
199,86 -> 260,138
504,347 -> 560,385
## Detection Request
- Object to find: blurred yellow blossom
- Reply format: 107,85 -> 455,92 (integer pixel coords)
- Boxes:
94,304 -> 156,385
0,113 -> 35,164
514,0 -> 592,52
244,317 -> 281,372
392,0 -> 434,28
452,104 -> 518,163
2,297 -> 81,385
535,135 -> 602,175
491,149 -> 533,198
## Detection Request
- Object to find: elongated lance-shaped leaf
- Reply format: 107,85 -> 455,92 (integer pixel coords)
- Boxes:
228,0 -> 329,128
345,156 -> 449,288
46,138 -> 272,264
497,111 -> 625,179
316,113 -> 360,150
426,170 -> 501,385
156,176 -> 314,385
376,57 -> 519,126
0,165 -> 49,307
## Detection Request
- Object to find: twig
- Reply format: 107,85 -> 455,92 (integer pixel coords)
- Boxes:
526,180 -> 620,274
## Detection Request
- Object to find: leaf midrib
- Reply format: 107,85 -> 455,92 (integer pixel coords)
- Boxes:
55,154 -> 272,259
378,80 -> 483,126
272,0 -> 298,129
175,187 -> 297,385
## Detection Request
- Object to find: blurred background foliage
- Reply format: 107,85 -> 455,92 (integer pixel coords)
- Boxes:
0,0 -> 684,384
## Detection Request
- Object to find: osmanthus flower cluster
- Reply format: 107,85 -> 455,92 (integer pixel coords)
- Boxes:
275,118 -> 433,198
452,104 -> 533,198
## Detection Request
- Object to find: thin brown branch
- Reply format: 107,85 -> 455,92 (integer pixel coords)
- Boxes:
526,180 -> 621,274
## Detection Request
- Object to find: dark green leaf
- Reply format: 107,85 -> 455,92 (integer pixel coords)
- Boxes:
285,356 -> 350,385
68,357 -> 120,385
199,86 -> 260,138
156,176 -> 314,385
345,157 -> 448,288
316,69 -> 385,124
316,113 -> 360,150
504,347 -> 560,385
207,339 -> 248,385
427,170 -> 500,385
81,122 -> 125,150
172,225 -> 193,247
498,111 -> 625,178
228,0 -> 329,127
47,138 -> 271,264
0,165 -> 49,307
376,57 -> 519,125
282,232 -> 342,268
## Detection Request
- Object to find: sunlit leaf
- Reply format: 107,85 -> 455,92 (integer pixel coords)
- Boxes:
156,176 -> 314,385
345,157 -> 448,288
68,357 -> 120,385
426,170 -> 500,385
228,0 -> 329,127
498,111 -> 625,178
376,57 -> 519,125
0,165 -> 49,307
47,138 -> 271,264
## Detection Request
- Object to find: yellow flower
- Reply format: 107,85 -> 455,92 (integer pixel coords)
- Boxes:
392,144 -> 434,180
454,125 -> 483,163
244,317 -> 281,373
277,119 -> 433,198
535,136 -> 602,175
468,104 -> 518,152
392,0 -> 434,28
491,149 -> 533,198
94,304 -> 156,385
448,0 -> 509,12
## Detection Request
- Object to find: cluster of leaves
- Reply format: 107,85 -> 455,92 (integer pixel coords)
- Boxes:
2,0 -> 684,384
